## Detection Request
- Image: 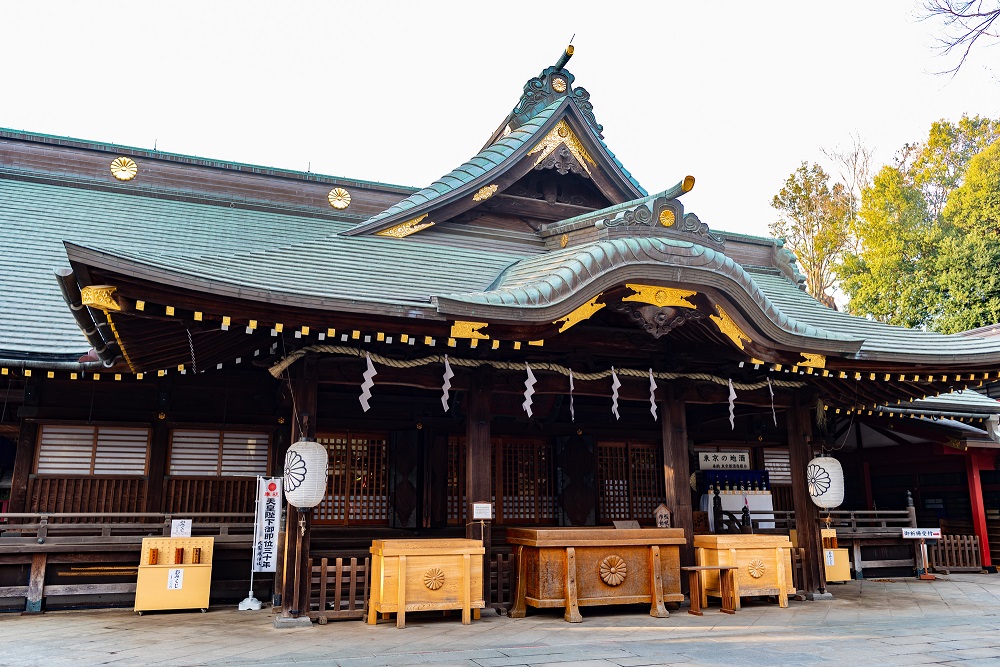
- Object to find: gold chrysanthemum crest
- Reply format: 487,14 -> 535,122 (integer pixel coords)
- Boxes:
599,554 -> 627,586
328,187 -> 351,209
110,157 -> 138,181
423,567 -> 445,590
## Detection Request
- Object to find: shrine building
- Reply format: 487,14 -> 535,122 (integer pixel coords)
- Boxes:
2,46 -> 1000,615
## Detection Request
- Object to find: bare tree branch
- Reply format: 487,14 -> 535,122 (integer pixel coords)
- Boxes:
920,1 -> 1000,75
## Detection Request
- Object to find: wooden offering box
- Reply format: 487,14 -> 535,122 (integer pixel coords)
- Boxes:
693,534 -> 795,609
507,527 -> 685,623
367,538 -> 485,628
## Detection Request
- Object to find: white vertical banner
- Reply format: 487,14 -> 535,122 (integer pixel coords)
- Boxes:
252,477 -> 283,573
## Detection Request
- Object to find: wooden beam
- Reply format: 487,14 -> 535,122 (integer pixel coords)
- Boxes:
144,421 -> 169,513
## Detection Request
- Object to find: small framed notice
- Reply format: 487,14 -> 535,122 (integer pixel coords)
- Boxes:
472,502 -> 493,520
167,568 -> 184,590
171,519 -> 193,537
613,520 -> 641,529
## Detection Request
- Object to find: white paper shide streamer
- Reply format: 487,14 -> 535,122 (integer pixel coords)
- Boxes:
611,367 -> 621,420
767,377 -> 777,426
522,362 -> 536,417
441,355 -> 454,412
648,368 -> 658,421
569,369 -> 575,423
359,352 -> 377,412
728,378 -> 736,430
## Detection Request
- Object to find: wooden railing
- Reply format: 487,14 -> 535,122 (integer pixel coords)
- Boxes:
163,477 -> 258,515
0,512 -> 254,546
26,476 -> 147,517
928,535 -> 982,573
0,512 -> 254,612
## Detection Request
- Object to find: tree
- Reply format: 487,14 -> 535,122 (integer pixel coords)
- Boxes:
822,134 -> 875,255
911,115 -> 1000,220
920,1 -> 1000,75
838,115 -> 1000,330
770,163 -> 850,305
838,165 -> 941,328
933,140 -> 1000,332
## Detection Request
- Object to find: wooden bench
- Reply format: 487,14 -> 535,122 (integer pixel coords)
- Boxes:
682,566 -> 736,615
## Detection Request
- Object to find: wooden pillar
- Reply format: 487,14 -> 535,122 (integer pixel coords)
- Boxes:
144,422 -> 170,513
966,452 -> 992,568
465,370 -> 492,607
465,371 -> 492,525
9,418 -> 38,513
787,397 -> 824,594
661,390 -> 693,568
280,355 -> 318,619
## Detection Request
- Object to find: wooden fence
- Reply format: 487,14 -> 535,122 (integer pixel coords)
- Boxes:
928,535 -> 982,573
307,557 -> 369,624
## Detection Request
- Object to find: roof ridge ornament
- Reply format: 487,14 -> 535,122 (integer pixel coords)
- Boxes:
507,45 -> 604,139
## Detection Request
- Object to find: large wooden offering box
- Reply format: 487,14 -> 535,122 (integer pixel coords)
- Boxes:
693,534 -> 795,609
367,538 -> 485,628
507,527 -> 685,623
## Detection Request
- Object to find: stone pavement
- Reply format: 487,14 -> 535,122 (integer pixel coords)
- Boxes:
3,574 -> 1000,666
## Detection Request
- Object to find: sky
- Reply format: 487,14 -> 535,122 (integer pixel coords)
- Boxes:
3,1 -> 998,238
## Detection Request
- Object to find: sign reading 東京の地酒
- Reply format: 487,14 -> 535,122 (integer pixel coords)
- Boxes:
698,452 -> 750,470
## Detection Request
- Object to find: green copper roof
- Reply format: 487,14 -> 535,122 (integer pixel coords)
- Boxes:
0,177 -> 347,359
352,97 -> 646,235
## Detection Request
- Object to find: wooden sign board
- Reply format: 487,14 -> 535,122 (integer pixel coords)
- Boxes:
170,519 -> 192,537
612,520 -> 641,529
902,528 -> 941,539
698,452 -> 750,470
654,504 -> 671,528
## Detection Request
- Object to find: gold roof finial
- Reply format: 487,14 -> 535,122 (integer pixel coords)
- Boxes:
555,44 -> 574,71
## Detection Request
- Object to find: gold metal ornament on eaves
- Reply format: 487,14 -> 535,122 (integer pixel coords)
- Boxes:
110,157 -> 138,181
659,209 -> 675,227
327,187 -> 352,209
472,184 -> 498,202
551,76 -> 567,92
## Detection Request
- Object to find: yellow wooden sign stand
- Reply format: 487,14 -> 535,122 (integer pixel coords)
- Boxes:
135,537 -> 214,615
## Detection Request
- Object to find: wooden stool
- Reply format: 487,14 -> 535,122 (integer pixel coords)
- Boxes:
681,565 -> 737,615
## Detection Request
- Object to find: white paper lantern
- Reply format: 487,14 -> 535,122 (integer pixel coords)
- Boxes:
807,455 -> 844,509
283,439 -> 328,508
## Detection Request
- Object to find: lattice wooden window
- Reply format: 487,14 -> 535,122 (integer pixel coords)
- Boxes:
447,437 -> 556,525
763,448 -> 792,485
495,437 -> 556,525
596,441 -> 665,524
313,433 -> 388,525
36,425 -> 149,476
168,430 -> 269,477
